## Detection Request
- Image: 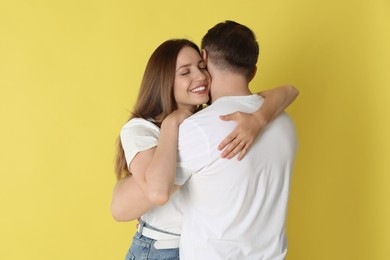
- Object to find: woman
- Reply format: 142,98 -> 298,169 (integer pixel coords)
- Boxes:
112,39 -> 298,259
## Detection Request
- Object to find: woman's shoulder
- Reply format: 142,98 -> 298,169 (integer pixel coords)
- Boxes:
122,118 -> 159,130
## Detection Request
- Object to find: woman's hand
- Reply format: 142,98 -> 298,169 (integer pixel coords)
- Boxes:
164,108 -> 193,126
218,111 -> 266,161
219,84 -> 299,161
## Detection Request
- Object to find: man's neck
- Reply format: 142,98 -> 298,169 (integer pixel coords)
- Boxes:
210,72 -> 252,103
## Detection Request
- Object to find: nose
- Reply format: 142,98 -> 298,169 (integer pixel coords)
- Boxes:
195,67 -> 207,81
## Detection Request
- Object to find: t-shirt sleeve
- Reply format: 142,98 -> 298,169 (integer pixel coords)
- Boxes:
176,119 -> 210,184
120,121 -> 159,169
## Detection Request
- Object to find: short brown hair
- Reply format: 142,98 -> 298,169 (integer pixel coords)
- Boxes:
201,20 -> 259,79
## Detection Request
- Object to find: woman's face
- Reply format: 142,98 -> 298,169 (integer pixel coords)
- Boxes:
174,46 -> 211,111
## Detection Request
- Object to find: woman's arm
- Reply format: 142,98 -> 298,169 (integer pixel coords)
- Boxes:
129,109 -> 192,204
218,84 -> 299,160
111,175 -> 154,221
131,118 -> 177,202
111,109 -> 191,221
111,174 -> 180,222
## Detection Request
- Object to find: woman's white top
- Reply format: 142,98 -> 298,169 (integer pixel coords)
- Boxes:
120,118 -> 183,234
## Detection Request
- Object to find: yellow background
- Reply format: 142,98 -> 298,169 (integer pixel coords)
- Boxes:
1,0 -> 389,259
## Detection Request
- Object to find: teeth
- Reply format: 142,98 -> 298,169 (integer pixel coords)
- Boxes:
191,86 -> 206,93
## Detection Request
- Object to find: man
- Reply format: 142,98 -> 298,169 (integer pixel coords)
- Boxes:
176,21 -> 298,259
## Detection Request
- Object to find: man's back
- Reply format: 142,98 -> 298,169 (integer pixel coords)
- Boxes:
177,94 -> 297,259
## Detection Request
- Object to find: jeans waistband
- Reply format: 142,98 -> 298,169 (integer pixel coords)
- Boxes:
138,219 -> 180,236
137,220 -> 180,249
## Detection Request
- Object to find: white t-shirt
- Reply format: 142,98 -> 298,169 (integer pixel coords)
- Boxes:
120,118 -> 183,234
177,95 -> 298,259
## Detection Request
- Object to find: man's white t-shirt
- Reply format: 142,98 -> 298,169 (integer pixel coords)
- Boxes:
120,118 -> 183,235
177,95 -> 298,259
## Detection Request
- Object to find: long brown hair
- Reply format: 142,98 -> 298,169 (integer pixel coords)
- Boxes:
115,39 -> 201,180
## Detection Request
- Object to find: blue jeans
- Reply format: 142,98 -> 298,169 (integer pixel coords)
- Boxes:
125,222 -> 180,260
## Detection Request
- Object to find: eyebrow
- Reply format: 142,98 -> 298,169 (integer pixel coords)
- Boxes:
176,60 -> 204,71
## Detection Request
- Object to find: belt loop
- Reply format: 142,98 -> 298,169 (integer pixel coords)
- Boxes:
137,220 -> 144,234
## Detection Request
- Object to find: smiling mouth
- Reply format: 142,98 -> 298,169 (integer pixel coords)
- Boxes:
190,86 -> 207,93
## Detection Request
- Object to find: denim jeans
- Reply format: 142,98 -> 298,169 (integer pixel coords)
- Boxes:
125,222 -> 180,260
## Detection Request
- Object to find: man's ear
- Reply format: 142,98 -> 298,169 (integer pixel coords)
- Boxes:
249,66 -> 257,82
201,49 -> 208,64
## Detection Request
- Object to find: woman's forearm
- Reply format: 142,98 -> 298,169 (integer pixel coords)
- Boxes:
142,117 -> 181,205
111,175 -> 154,222
131,109 -> 191,206
256,84 -> 299,124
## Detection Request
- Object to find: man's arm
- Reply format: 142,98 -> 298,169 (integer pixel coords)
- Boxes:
218,84 -> 299,160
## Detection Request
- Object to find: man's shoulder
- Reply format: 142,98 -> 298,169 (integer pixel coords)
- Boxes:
211,93 -> 261,108
196,94 -> 264,117
212,94 -> 264,110
181,95 -> 264,130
